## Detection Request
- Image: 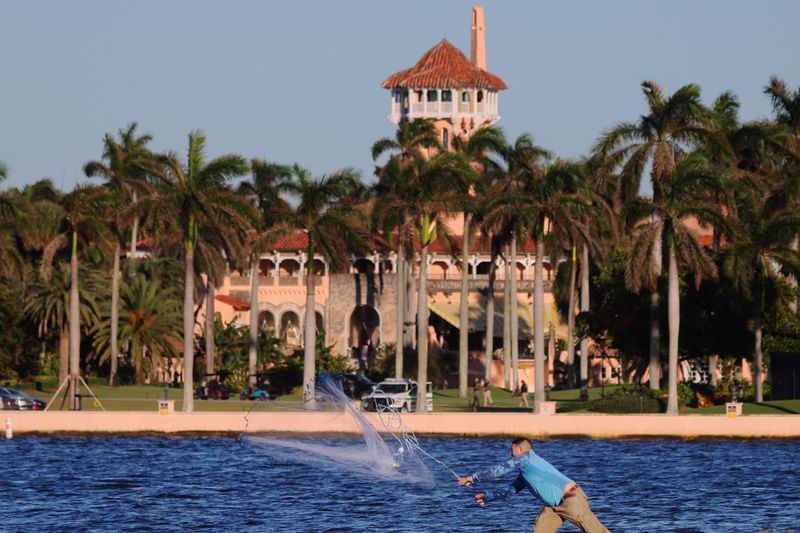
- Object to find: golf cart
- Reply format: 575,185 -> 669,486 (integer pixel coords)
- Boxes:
194,372 -> 233,400
240,373 -> 276,401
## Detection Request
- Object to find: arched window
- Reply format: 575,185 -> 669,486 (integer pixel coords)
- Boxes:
461,91 -> 470,103
441,90 -> 452,102
477,90 -> 484,103
442,129 -> 449,149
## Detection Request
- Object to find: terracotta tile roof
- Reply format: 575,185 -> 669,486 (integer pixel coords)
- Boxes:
215,294 -> 250,311
426,233 -> 537,254
383,39 -> 507,90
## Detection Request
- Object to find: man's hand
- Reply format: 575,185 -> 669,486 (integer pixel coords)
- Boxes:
474,492 -> 486,506
458,475 -> 474,486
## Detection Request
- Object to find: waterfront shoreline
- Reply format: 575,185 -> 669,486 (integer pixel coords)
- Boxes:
6,411 -> 800,439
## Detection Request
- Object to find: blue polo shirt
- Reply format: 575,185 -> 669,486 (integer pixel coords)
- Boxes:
472,450 -> 573,507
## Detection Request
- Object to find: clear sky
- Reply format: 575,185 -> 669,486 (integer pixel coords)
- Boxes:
1,0 -> 799,192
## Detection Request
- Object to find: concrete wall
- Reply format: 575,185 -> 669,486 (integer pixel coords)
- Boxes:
7,411 -> 800,438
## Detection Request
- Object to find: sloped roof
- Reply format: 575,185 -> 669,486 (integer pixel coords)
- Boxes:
382,39 -> 507,90
215,294 -> 250,310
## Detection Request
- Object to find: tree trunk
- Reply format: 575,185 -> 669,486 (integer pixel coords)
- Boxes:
249,259 -> 259,389
510,238 -> 519,391
534,238 -> 546,413
503,255 -> 511,388
59,323 -> 69,386
182,247 -> 196,412
416,245 -> 429,413
484,249 -> 497,383
754,280 -> 763,403
407,261 -> 416,350
579,243 -> 590,395
69,232 -> 80,410
109,242 -> 120,386
133,338 -> 144,385
303,248 -> 317,409
650,215 -> 663,390
130,190 -> 139,258
708,354 -> 718,387
790,236 -> 798,313
395,246 -> 405,379
666,245 -> 680,415
205,278 -> 216,375
567,245 -> 577,388
458,214 -> 470,397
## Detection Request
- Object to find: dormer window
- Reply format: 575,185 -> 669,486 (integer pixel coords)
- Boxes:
441,90 -> 452,102
461,91 -> 470,102
477,90 -> 484,102
427,90 -> 438,102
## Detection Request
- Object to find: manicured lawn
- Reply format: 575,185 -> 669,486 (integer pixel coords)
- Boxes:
7,377 -> 799,415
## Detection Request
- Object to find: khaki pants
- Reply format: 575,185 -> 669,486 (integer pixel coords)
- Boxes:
533,486 -> 610,533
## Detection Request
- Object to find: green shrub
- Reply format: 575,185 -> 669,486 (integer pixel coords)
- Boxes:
587,385 -> 664,413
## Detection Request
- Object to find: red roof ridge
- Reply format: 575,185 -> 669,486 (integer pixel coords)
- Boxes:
383,39 -> 507,91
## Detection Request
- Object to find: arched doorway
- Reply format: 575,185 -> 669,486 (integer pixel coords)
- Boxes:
280,311 -> 301,348
315,311 -> 324,334
349,305 -> 380,349
258,310 -> 275,331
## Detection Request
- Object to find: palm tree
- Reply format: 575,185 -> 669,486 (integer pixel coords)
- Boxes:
41,184 -> 113,409
451,127 -> 505,397
84,122 -> 154,385
485,138 -> 586,412
139,130 -> 252,412
92,274 -> 181,384
624,153 -> 728,413
25,263 -> 98,385
372,119 -> 440,380
278,164 -> 368,408
764,77 -> 800,312
595,81 -> 711,390
723,182 -> 800,402
239,159 -> 292,389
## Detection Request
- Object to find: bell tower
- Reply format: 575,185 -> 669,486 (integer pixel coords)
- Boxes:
382,5 -> 507,150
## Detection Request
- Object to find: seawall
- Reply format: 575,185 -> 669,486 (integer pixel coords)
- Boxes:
5,411 -> 800,438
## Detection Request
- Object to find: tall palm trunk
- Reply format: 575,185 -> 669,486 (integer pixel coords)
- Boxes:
130,190 -> 139,258
249,259 -> 259,389
395,246 -> 405,379
580,243 -> 590,394
407,261 -> 416,349
566,245 -> 577,388
458,214 -> 470,397
503,258 -> 511,388
109,242 -> 120,386
303,248 -> 317,409
69,232 -> 80,410
533,237 -> 546,413
182,247 -> 196,412
206,279 -> 216,375
753,278 -> 763,402
510,238 -> 519,391
666,245 -> 680,414
59,324 -> 69,386
650,217 -> 663,390
416,245 -> 429,413
484,249 -> 497,383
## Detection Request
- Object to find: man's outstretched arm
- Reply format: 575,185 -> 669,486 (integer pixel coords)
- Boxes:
473,474 -> 526,506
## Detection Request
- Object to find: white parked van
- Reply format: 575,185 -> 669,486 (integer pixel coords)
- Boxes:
362,378 -> 433,412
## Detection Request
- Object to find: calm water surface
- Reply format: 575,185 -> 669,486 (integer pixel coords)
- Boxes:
5,435 -> 800,532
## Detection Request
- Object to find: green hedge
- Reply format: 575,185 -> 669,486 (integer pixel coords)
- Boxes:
587,385 -> 664,413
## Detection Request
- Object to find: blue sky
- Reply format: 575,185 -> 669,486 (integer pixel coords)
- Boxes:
1,1 -> 799,192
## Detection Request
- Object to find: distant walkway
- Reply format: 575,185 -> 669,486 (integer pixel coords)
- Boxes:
7,411 -> 800,438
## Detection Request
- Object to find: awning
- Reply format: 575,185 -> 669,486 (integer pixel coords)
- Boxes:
215,294 -> 251,311
428,298 -> 557,337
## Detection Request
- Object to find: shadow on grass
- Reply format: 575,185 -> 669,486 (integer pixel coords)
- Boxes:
752,402 -> 800,414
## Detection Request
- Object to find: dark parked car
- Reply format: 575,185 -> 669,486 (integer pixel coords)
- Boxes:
0,387 -> 46,410
316,373 -> 375,400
